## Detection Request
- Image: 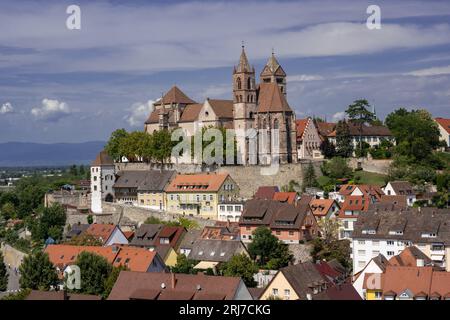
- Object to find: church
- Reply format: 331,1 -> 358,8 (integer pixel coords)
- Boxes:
144,46 -> 298,165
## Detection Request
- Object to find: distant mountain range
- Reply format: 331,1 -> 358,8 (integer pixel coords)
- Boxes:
0,141 -> 106,167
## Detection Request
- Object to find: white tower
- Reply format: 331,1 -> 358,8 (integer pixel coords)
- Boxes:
90,150 -> 115,213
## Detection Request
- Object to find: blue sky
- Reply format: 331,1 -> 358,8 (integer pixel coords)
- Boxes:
0,0 -> 449,143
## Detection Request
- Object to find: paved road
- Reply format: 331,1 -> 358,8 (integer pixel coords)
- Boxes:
0,266 -> 21,298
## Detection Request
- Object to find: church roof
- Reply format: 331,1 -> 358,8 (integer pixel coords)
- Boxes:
235,47 -> 253,73
260,53 -> 286,77
91,150 -> 114,166
207,99 -> 234,119
179,103 -> 203,123
257,82 -> 292,113
154,86 -> 196,105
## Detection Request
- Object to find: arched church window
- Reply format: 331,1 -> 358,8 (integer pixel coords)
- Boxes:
237,77 -> 242,90
247,77 -> 251,89
274,118 -> 279,129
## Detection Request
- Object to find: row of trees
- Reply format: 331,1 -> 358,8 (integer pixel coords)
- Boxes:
105,128 -> 175,164
105,126 -> 236,166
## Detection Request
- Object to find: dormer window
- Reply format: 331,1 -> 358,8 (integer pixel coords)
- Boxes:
421,233 -> 437,238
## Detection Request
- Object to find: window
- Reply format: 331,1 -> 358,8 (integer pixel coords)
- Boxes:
358,261 -> 366,268
94,186 -> 97,191
220,205 -> 225,211
373,250 -> 380,256
372,240 -> 379,246
375,291 -> 382,299
272,289 -> 279,296
387,240 -> 394,246
94,176 -> 97,181
387,251 -> 395,256
289,231 -> 294,236
276,231 -> 281,235
237,77 -> 242,90
234,206 -> 241,211
284,289 -> 290,300
358,250 -> 366,256
358,240 -> 365,245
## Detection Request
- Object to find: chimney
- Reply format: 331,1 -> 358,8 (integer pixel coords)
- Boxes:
171,273 -> 176,289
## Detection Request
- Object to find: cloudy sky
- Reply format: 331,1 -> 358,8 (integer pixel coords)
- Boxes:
0,0 -> 449,143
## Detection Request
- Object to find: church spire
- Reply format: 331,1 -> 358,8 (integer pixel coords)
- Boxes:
236,43 -> 252,73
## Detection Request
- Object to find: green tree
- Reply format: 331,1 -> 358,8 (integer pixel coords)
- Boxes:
19,251 -> 58,290
335,120 -> 353,157
345,99 -> 375,156
320,137 -> 336,159
321,157 -> 352,181
69,165 -> 78,176
0,252 -> 8,291
105,128 -> 129,161
87,214 -> 94,224
171,254 -> 197,274
14,176 -> 48,218
1,202 -> 16,220
385,108 -> 441,164
248,227 -> 293,269
355,141 -> 370,158
103,265 -> 127,299
317,218 -> 341,245
302,161 -> 318,190
75,251 -> 112,296
32,203 -> 66,241
219,254 -> 258,287
151,129 -> 175,166
311,238 -> 352,270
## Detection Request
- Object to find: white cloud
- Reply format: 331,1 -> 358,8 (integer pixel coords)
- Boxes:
31,98 -> 71,121
0,102 -> 14,114
406,65 -> 450,77
332,111 -> 346,122
125,100 -> 154,127
288,74 -> 324,82
1,2 -> 450,73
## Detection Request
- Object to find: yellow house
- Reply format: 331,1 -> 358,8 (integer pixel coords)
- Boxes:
136,170 -> 176,210
155,246 -> 179,267
260,262 -> 329,300
165,173 -> 239,219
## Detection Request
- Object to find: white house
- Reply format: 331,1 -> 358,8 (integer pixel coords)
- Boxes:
352,255 -> 389,299
218,201 -> 244,222
435,117 -> 450,149
296,118 -> 323,160
90,151 -> 115,213
350,208 -> 450,275
383,181 -> 416,206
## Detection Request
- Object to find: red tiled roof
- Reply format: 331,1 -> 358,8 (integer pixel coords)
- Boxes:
154,86 -> 196,105
108,271 -> 242,300
309,199 -> 338,217
253,186 -> 279,200
165,173 -> 230,193
338,196 -> 370,218
296,119 -> 309,141
272,192 -> 297,204
85,223 -> 117,244
257,82 -> 292,113
91,151 -> 114,166
435,117 -> 450,134
45,244 -> 160,273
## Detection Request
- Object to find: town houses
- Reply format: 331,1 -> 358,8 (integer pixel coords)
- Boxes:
1,46 -> 448,303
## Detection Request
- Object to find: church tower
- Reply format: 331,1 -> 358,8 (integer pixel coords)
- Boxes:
260,51 -> 287,96
233,45 -> 257,164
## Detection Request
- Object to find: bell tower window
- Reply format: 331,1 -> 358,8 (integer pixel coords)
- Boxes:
237,77 -> 242,90
247,77 -> 251,89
